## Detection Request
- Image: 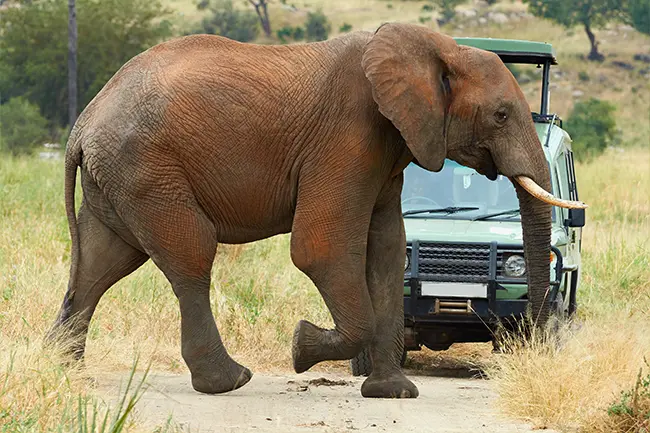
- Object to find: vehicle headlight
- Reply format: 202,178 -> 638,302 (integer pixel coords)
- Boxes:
504,254 -> 526,277
405,251 -> 411,271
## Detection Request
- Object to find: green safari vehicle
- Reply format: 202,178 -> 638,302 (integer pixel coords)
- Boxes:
351,37 -> 586,376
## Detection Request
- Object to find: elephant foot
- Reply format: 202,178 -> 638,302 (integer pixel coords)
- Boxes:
191,359 -> 253,394
361,370 -> 419,399
292,320 -> 326,373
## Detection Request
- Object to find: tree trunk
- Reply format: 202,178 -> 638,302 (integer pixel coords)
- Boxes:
249,0 -> 271,37
584,23 -> 604,61
68,0 -> 78,128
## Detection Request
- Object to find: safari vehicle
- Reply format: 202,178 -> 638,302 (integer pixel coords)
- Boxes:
351,38 -> 586,376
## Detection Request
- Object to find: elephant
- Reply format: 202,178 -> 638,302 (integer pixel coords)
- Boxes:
49,22 -> 586,399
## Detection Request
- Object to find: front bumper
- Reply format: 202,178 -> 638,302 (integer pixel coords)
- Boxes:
403,241 -> 564,326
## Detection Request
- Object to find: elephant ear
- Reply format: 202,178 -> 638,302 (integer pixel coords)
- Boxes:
362,23 -> 458,172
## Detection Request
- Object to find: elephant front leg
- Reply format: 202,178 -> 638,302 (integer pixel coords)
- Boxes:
361,180 -> 419,398
289,185 -> 377,374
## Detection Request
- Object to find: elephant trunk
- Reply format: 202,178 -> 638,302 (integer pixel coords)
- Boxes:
514,179 -> 553,326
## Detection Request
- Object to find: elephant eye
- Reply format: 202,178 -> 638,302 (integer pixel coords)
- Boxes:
494,109 -> 508,124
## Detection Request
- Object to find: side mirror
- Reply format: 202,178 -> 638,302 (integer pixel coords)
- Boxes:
564,208 -> 585,228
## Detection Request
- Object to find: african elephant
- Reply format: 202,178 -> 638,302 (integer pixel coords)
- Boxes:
49,22 -> 585,399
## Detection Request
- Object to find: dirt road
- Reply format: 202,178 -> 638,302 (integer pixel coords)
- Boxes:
98,369 -> 553,433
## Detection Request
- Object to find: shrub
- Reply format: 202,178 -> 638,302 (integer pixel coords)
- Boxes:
305,10 -> 331,41
606,363 -> 650,431
292,26 -> 305,40
422,4 -> 434,12
565,98 -> 618,162
578,71 -> 590,81
276,25 -> 305,43
191,0 -> 259,42
339,22 -> 353,33
0,97 -> 50,155
433,0 -> 468,25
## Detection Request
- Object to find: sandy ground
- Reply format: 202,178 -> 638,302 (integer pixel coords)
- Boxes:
97,368 -> 555,433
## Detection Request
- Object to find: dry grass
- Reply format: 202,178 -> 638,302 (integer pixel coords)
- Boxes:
488,147 -> 650,432
2,1 -> 649,430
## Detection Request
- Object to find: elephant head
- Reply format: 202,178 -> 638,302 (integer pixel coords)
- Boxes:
362,23 -> 586,324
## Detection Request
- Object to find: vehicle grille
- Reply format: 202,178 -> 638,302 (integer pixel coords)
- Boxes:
416,242 -> 491,283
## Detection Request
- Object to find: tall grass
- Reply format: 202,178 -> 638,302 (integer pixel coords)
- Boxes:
0,155 -> 335,431
488,147 -> 650,432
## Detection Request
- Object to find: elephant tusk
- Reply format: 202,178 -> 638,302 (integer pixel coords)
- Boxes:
515,176 -> 588,209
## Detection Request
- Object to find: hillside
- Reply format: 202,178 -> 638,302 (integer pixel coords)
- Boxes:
164,0 -> 650,146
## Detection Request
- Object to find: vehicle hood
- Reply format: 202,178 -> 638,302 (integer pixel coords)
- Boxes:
404,218 -> 567,246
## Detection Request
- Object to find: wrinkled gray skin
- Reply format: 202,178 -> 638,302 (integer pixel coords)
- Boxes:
49,23 -> 552,399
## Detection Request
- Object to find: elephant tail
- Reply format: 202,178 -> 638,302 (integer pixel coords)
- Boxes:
63,140 -> 82,307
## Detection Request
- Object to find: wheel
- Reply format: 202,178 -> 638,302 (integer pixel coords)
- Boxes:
350,348 -> 372,377
349,348 -> 407,377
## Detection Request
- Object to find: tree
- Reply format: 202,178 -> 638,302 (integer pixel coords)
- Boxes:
524,0 -> 627,61
68,0 -> 78,128
305,10 -> 331,42
248,0 -> 271,37
0,0 -> 172,126
628,0 -> 650,35
191,0 -> 260,42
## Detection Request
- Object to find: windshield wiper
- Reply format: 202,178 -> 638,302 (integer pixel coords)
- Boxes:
402,206 -> 479,217
472,209 -> 520,221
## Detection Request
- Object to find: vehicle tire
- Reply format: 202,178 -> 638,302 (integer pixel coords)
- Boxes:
350,348 -> 372,377
349,348 -> 408,376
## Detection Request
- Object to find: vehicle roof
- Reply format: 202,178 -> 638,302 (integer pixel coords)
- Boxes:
454,37 -> 558,65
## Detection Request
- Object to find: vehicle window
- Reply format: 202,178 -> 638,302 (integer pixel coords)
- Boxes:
566,150 -> 579,201
402,160 -> 520,220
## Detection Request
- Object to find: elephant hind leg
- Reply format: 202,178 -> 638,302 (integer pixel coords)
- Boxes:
49,202 -> 148,359
118,194 -> 251,394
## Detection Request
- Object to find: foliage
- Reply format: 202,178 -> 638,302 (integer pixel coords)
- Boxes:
628,0 -> 650,35
190,0 -> 260,42
305,10 -> 331,41
0,0 -> 173,127
485,0 -> 498,4
0,97 -> 50,154
277,25 -> 305,43
432,0 -> 467,25
578,71 -> 590,82
523,0 -> 627,60
339,22 -> 353,32
565,98 -> 618,161
606,361 -> 650,431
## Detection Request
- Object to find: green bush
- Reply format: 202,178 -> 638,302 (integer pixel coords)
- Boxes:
565,98 -> 618,162
191,0 -> 259,42
293,26 -> 305,40
339,22 -> 353,33
305,10 -> 331,41
0,97 -> 51,155
433,0 -> 468,25
578,71 -> 590,81
276,25 -> 305,43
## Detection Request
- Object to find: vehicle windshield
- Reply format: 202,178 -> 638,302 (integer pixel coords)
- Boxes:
401,160 -> 521,221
